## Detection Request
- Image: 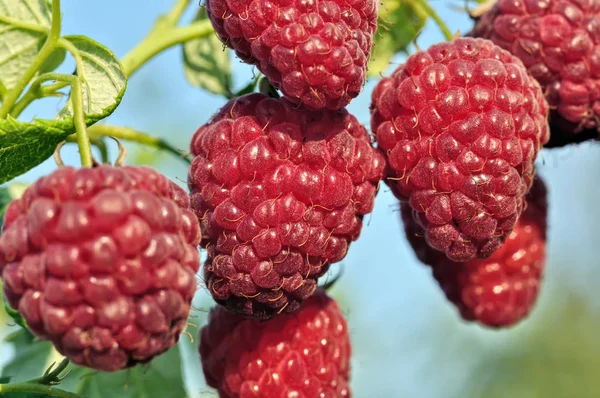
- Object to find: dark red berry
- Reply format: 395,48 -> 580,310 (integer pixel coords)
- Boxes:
470,0 -> 600,143
200,289 -> 351,397
402,177 -> 548,328
206,0 -> 379,110
188,93 -> 384,320
0,166 -> 201,371
371,37 -> 549,262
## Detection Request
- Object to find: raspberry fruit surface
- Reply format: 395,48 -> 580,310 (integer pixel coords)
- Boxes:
470,0 -> 600,141
371,37 -> 549,262
188,93 -> 384,320
206,0 -> 379,110
0,166 -> 201,371
200,289 -> 351,397
402,177 -> 548,327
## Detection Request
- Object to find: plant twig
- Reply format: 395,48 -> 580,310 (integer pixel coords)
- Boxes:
120,18 -> 213,77
88,124 -> 192,164
0,382 -> 82,398
413,0 -> 454,41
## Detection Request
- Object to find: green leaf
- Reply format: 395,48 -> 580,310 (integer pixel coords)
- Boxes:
0,0 -> 51,91
0,376 -> 10,383
369,0 -> 427,76
1,330 -> 54,383
0,117 -> 71,184
0,182 -> 28,230
58,35 -> 127,126
38,47 -> 66,74
183,8 -> 232,97
0,186 -> 11,229
58,345 -> 187,397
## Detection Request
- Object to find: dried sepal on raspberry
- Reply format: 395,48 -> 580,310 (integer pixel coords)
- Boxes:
402,177 -> 548,328
372,37 -> 549,262
205,0 -> 379,110
469,0 -> 600,145
188,93 -> 384,320
200,289 -> 351,397
0,144 -> 201,371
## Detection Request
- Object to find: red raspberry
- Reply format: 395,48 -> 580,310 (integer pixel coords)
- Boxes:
205,0 -> 379,110
371,37 -> 549,262
470,0 -> 600,142
0,166 -> 201,371
402,177 -> 548,327
188,93 -> 384,319
199,289 -> 351,397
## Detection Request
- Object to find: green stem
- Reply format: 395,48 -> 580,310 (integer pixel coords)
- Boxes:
0,382 -> 82,398
0,0 -> 62,118
38,73 -> 93,167
88,124 -> 191,164
10,81 -> 68,118
165,0 -> 192,25
71,79 -> 93,167
120,19 -> 213,77
0,14 -> 49,34
66,134 -> 110,163
414,0 -> 453,41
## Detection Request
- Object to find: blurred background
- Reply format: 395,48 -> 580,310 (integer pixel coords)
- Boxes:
2,1 -> 600,397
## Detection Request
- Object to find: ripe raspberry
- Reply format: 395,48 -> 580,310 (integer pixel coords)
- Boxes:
0,166 -> 201,371
188,93 -> 384,320
371,37 -> 549,262
200,289 -> 351,397
402,177 -> 548,327
470,0 -> 600,141
205,0 -> 379,110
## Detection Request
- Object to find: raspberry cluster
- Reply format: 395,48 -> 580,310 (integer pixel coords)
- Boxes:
200,289 -> 351,397
470,0 -> 600,144
206,0 -> 379,110
188,93 -> 384,320
402,177 -> 548,327
0,166 -> 201,371
371,37 -> 549,262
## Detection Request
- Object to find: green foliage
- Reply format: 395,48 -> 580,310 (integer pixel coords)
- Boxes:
183,8 -> 232,98
0,0 -> 52,92
57,35 -> 127,125
60,346 -> 187,397
369,0 -> 427,76
1,330 -> 188,397
1,330 -> 54,383
0,6 -> 127,182
0,117 -> 71,184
